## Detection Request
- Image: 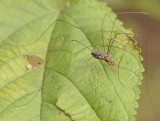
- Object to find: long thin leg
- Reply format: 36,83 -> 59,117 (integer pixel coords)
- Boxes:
51,40 -> 92,52
113,15 -> 159,118
114,33 -> 136,39
16,89 -> 41,107
111,33 -> 135,87
111,13 -> 148,82
117,41 -> 129,87
107,12 -> 148,55
16,39 -> 92,107
107,33 -> 137,55
101,13 -> 107,52
55,19 -> 99,49
101,12 -> 120,53
101,12 -> 128,54
7,19 -> 99,50
109,12 -> 148,43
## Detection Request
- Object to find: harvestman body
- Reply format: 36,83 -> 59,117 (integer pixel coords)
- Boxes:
91,50 -> 116,66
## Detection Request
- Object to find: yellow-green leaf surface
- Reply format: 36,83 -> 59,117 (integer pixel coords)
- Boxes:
0,0 -> 144,121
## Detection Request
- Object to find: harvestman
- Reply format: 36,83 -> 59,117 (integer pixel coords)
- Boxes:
49,13 -> 138,67
47,12 -> 144,87
13,10 -> 159,121
17,12 -> 149,107
48,12 -> 159,120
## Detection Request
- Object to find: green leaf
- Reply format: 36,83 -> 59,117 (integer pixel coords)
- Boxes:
0,0 -> 144,121
0,0 -> 59,121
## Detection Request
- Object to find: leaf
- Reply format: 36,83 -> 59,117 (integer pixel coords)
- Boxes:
42,0 -> 144,121
0,0 -> 59,121
0,0 -> 144,121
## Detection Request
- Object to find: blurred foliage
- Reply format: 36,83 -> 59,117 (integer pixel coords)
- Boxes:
101,0 -> 160,20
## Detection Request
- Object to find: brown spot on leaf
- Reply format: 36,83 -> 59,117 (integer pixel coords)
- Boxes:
24,55 -> 44,70
26,64 -> 33,70
127,37 -> 141,53
58,112 -> 62,115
